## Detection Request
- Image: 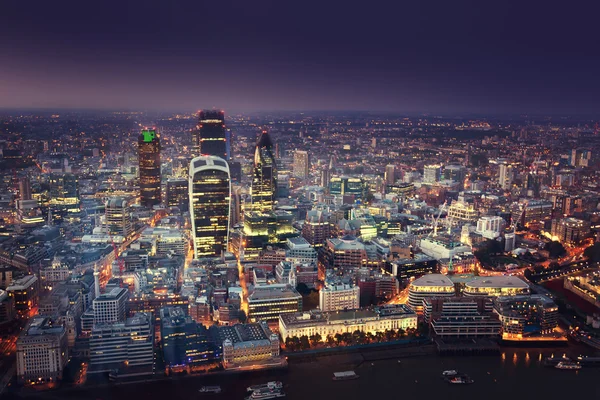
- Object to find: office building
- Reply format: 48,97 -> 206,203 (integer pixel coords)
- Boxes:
385,164 -> 396,185
476,216 -> 505,239
93,287 -> 128,325
301,209 -> 331,247
189,155 -> 231,258
444,165 -> 466,183
319,236 -> 367,275
423,164 -> 441,184
329,176 -> 368,200
407,274 -> 455,312
251,130 -> 277,213
0,289 -> 16,326
319,280 -> 360,312
285,237 -> 318,264
423,297 -> 501,339
105,197 -> 132,237
89,312 -> 154,375
193,110 -> 227,159
551,218 -> 591,245
160,307 -> 221,373
166,178 -> 189,212
279,305 -> 417,341
16,316 -> 68,384
388,254 -> 438,282
293,150 -> 310,179
6,275 -> 39,317
247,284 -> 302,322
138,129 -> 161,208
19,176 -> 32,200
463,276 -> 530,297
493,295 -> 559,338
498,163 -> 511,190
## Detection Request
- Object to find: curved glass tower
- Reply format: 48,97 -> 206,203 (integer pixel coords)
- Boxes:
189,156 -> 231,258
251,130 -> 277,213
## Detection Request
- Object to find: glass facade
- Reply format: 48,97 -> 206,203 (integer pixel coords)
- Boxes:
189,156 -> 231,258
139,129 -> 161,208
193,110 -> 227,159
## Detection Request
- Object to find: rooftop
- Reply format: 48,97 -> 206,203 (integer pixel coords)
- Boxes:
411,273 -> 454,288
248,284 -> 301,302
465,276 -> 529,289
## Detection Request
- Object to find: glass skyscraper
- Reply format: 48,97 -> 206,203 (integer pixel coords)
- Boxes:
189,156 -> 231,258
193,110 -> 228,160
138,129 -> 161,208
251,130 -> 277,213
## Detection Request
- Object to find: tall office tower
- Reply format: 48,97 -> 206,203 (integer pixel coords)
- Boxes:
105,197 -> 132,237
385,164 -> 396,185
19,177 -> 32,200
49,173 -> 79,204
193,110 -> 227,159
498,163 -> 512,190
166,178 -> 189,212
320,166 -> 331,189
293,150 -> 310,179
251,130 -> 277,213
92,287 -> 129,325
138,129 -> 162,208
423,164 -> 441,183
189,156 -> 231,258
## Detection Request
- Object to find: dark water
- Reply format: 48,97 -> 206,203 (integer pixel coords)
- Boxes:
10,347 -> 600,400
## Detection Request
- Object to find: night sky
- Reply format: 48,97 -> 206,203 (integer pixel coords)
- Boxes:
1,1 -> 599,115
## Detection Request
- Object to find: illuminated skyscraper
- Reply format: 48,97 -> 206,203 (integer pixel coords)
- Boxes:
193,110 -> 228,159
251,130 -> 277,213
138,129 -> 161,208
293,150 -> 309,179
189,156 -> 231,258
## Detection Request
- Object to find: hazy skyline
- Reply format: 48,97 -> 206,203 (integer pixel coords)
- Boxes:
1,1 -> 600,115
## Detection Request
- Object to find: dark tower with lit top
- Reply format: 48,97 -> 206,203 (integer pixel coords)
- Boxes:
139,128 -> 161,208
251,130 -> 277,213
193,110 -> 228,159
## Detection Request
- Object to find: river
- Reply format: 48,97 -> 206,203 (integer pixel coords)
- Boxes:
6,346 -> 600,400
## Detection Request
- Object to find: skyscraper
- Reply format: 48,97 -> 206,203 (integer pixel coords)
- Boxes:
385,164 -> 396,185
19,177 -> 31,200
105,197 -> 132,237
139,129 -> 161,208
293,150 -> 310,179
166,178 -> 189,212
193,110 -> 228,159
423,164 -> 441,184
251,130 -> 277,213
189,156 -> 231,258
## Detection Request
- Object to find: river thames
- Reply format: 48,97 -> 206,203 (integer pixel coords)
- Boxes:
7,347 -> 600,400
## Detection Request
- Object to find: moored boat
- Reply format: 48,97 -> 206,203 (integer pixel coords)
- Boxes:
332,371 -> 359,381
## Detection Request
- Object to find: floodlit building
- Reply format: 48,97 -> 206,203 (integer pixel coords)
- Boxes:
6,274 -> 39,317
493,295 -> 559,338
279,305 -> 417,341
293,150 -> 310,179
219,322 -> 280,367
407,274 -> 455,312
476,216 -> 505,239
551,218 -> 590,245
93,287 -> 128,325
463,276 -> 530,297
105,197 -> 132,237
423,297 -> 501,339
189,155 -> 231,258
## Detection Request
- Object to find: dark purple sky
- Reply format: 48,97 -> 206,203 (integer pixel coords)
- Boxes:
1,0 -> 599,114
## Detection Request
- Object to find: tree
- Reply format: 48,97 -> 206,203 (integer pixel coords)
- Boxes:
299,335 -> 310,350
397,328 -> 406,338
334,333 -> 343,345
341,332 -> 353,345
375,331 -> 384,343
326,335 -> 335,346
237,310 -> 247,324
544,241 -> 566,259
309,333 -> 322,347
584,243 -> 600,262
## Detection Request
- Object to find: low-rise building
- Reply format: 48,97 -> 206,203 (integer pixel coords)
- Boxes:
462,276 -> 530,297
424,297 -> 501,339
319,280 -> 360,312
407,274 -> 455,312
247,284 -> 302,322
89,312 -> 154,375
6,275 -> 39,317
279,304 -> 417,341
16,316 -> 68,384
211,322 -> 280,367
493,295 -> 559,338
